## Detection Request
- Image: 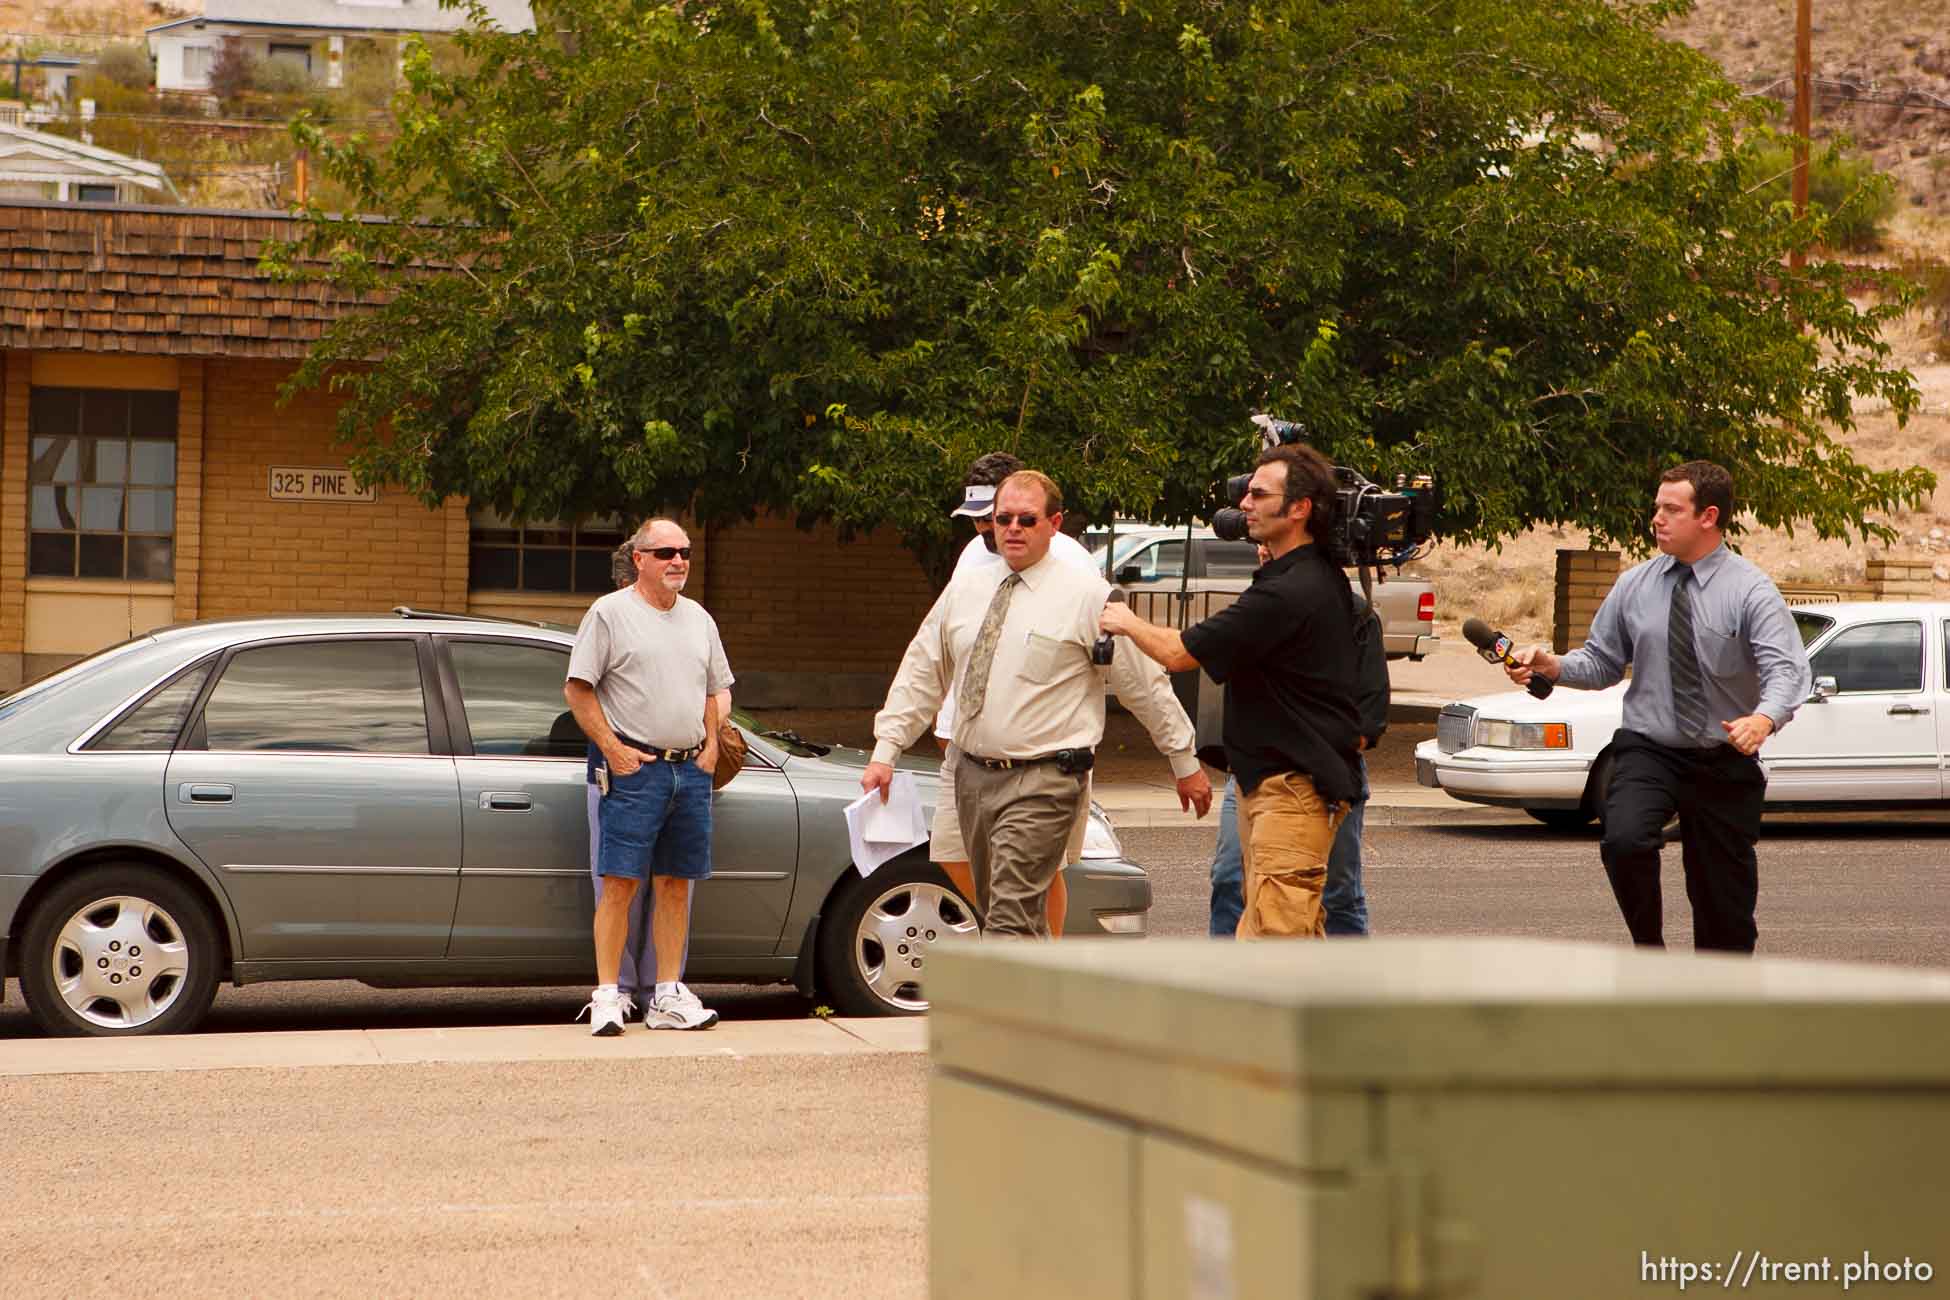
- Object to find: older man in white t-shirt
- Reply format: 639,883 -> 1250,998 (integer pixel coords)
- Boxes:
930,457 -> 1102,931
565,518 -> 734,1036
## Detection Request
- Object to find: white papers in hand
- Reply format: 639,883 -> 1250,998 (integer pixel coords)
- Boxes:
843,771 -> 929,877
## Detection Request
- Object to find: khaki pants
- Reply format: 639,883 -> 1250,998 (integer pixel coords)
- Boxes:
954,758 -> 1089,938
1237,772 -> 1345,939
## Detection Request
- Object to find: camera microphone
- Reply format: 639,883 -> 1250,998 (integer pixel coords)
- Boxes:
1462,617 -> 1553,699
1094,590 -> 1126,665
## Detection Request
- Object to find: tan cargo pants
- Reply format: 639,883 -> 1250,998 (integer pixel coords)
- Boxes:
1236,771 -> 1345,939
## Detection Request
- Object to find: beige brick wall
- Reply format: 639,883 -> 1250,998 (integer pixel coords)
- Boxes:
705,513 -> 936,677
1553,548 -> 1621,654
196,359 -> 461,617
0,351 -> 26,663
172,358 -> 205,624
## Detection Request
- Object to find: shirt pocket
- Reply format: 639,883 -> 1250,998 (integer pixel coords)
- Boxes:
1693,617 -> 1747,678
1018,631 -> 1080,684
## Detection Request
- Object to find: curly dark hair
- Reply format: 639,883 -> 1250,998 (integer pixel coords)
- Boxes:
965,451 -> 1026,489
1256,443 -> 1337,543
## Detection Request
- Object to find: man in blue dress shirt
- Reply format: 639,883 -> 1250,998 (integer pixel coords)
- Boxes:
1504,462 -> 1812,952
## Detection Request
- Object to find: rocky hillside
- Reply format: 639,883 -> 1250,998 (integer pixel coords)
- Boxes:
1666,0 -> 1950,226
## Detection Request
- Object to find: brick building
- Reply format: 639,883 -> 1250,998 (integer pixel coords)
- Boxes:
0,200 -> 938,702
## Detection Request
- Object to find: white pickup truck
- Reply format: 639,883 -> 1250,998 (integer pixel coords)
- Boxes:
1088,525 -> 1439,659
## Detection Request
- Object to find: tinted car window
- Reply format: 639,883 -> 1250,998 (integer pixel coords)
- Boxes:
449,640 -> 585,758
1792,611 -> 1834,648
198,640 -> 430,753
90,660 -> 213,751
1810,621 -> 1922,694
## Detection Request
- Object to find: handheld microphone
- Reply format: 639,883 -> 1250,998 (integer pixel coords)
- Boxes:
1462,617 -> 1553,699
1094,590 -> 1126,665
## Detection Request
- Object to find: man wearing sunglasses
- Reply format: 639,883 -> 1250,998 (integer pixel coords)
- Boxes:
566,518 -> 733,1034
577,539 -> 732,1018
933,451 -> 1100,933
865,470 -> 1212,938
1101,444 -> 1363,938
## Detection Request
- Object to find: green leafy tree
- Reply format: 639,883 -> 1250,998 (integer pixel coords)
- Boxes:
270,0 -> 1931,583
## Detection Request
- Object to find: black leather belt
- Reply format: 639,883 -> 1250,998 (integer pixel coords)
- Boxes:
614,734 -> 704,764
964,747 -> 1094,775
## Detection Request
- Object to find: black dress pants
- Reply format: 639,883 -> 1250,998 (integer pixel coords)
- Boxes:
1598,729 -> 1767,953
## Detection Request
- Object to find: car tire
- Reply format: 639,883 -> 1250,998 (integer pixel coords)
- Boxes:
19,864 -> 222,1038
815,858 -> 980,1017
1525,807 -> 1595,832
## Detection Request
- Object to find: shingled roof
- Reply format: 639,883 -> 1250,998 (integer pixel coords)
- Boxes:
0,199 -> 384,359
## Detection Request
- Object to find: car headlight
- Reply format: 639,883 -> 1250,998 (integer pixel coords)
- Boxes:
1080,802 -> 1123,860
1474,720 -> 1571,749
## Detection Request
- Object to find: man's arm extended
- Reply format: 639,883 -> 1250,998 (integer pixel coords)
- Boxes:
1099,601 -> 1199,672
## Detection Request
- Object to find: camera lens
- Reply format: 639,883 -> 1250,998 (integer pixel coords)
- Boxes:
1224,473 -> 1253,505
1211,507 -> 1251,542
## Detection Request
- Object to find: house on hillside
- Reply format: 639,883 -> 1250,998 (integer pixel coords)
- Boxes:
0,123 -> 180,205
147,0 -> 535,92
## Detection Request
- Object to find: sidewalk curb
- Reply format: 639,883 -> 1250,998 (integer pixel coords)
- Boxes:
0,1017 -> 929,1079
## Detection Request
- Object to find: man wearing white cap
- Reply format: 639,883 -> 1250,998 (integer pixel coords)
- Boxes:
933,452 -> 1099,931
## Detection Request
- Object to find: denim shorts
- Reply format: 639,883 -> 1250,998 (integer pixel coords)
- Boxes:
593,751 -> 714,881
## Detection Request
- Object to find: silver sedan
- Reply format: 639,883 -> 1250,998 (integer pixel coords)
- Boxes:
0,612 -> 1152,1036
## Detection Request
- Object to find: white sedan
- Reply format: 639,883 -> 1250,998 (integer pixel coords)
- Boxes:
1414,602 -> 1941,829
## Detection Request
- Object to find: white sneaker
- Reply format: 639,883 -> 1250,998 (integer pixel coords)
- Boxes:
578,986 -> 628,1037
647,982 -> 719,1031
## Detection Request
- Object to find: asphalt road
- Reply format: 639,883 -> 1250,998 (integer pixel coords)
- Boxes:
6,808 -> 1947,1038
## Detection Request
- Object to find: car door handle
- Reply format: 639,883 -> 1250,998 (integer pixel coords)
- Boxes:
480,792 -> 533,812
1888,704 -> 1930,716
178,783 -> 235,804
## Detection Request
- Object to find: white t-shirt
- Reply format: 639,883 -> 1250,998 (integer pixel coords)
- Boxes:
935,530 -> 1103,740
567,587 -> 734,749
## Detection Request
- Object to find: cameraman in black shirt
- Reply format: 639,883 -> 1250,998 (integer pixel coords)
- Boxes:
1100,443 -> 1362,938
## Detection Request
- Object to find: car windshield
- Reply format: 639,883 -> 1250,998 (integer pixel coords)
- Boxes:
1793,611 -> 1835,648
732,708 -> 830,757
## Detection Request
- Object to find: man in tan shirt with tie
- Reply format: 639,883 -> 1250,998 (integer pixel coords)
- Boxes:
862,470 -> 1213,936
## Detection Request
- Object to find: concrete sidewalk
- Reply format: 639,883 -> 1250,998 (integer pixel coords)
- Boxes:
0,1015 -> 927,1078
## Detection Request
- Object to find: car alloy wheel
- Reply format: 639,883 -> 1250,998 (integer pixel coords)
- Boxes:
50,895 -> 192,1030
853,879 -> 980,1013
817,859 -> 982,1016
20,865 -> 222,1037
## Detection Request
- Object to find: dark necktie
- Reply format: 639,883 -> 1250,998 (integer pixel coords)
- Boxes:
1668,563 -> 1710,742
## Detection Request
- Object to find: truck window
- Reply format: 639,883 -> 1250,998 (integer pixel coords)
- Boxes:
1199,541 -> 1259,578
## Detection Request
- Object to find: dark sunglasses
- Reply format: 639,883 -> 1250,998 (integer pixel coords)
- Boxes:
636,546 -> 692,560
991,512 -> 1043,529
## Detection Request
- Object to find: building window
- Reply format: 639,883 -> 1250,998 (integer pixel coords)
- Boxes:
181,44 -> 214,82
29,388 -> 178,581
468,509 -> 628,594
268,43 -> 314,75
75,183 -> 116,203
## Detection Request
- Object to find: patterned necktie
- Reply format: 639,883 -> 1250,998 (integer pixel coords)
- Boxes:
1668,562 -> 1710,742
956,572 -> 1022,728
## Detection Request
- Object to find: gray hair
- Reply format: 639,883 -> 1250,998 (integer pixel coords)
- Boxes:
630,516 -> 684,549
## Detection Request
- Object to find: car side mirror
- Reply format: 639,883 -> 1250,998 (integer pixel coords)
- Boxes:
1116,564 -> 1142,585
1809,675 -> 1838,703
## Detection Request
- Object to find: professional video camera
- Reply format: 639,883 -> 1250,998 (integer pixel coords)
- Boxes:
1210,415 -> 1438,571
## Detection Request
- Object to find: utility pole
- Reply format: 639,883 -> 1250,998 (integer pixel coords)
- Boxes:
1791,0 -> 1811,270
